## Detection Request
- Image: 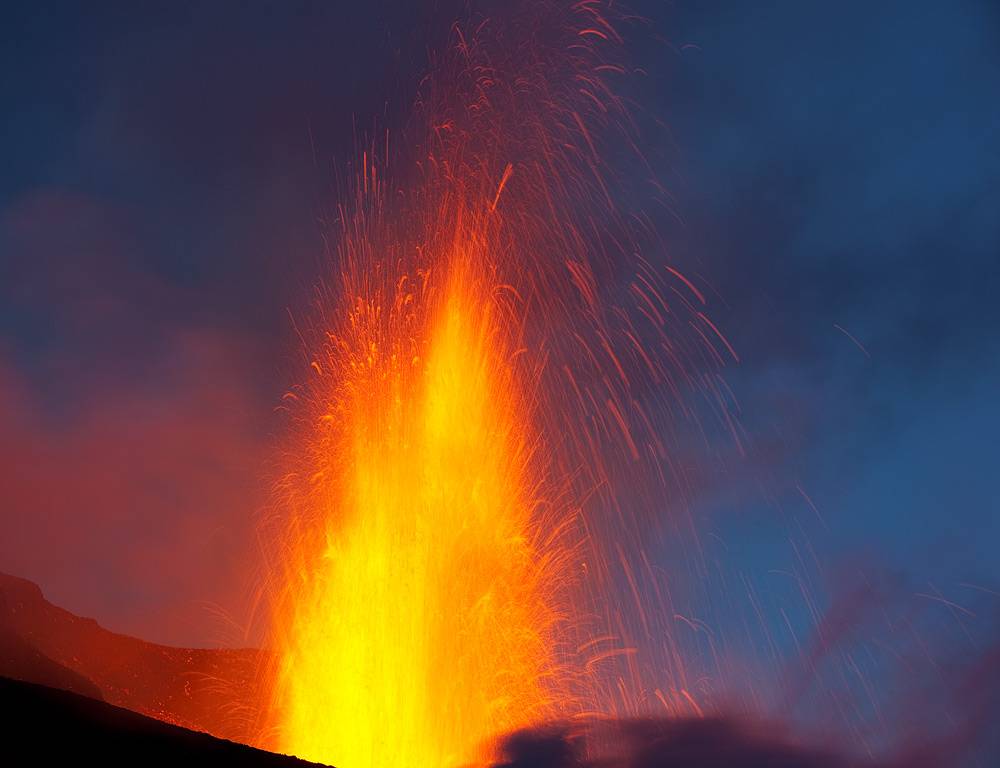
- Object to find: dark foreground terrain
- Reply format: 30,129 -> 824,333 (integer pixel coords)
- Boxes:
0,675 -> 323,767
0,571 -> 264,742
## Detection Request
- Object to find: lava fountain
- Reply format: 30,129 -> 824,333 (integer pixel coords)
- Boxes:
265,2 -> 730,765
267,241 -> 575,765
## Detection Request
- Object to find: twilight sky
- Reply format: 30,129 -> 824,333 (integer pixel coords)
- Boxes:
1,0 -> 997,703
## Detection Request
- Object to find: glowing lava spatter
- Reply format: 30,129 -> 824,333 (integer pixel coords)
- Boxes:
265,3 -> 735,765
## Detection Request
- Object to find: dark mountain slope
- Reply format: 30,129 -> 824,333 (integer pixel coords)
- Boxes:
0,571 -> 266,743
0,675 -> 324,767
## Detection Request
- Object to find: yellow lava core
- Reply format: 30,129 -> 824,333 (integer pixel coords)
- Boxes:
270,252 -> 564,767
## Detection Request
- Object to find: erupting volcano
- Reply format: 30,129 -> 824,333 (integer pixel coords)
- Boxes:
5,2 -> 995,768
261,3 -> 707,764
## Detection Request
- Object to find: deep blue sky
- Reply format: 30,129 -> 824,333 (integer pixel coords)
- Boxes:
1,2 -> 997,717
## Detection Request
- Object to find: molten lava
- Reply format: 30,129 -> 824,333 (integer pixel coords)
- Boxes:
265,3 -> 731,764
268,240 -> 573,766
